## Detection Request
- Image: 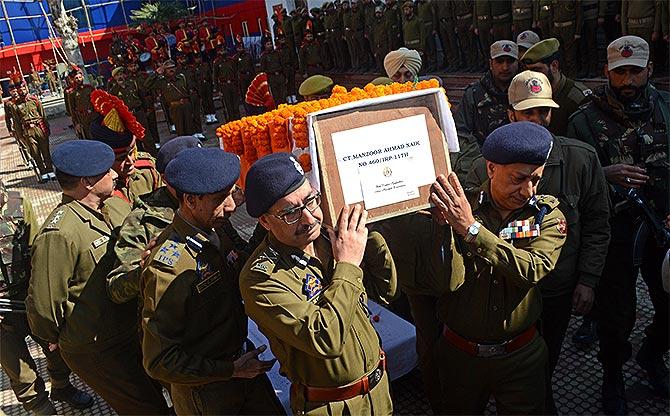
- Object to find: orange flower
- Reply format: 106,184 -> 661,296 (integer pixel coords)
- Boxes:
298,153 -> 312,173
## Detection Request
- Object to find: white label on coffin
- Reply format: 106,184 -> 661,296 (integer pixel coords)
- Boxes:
359,158 -> 419,209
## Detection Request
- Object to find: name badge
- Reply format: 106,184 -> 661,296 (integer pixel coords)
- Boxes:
92,236 -> 109,248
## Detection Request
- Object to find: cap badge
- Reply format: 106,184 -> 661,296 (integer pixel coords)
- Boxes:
502,43 -> 512,52
621,45 -> 633,58
290,156 -> 305,175
520,33 -> 527,40
527,78 -> 543,94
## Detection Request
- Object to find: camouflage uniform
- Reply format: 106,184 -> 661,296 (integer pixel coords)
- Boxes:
567,84 -> 669,386
452,71 -> 510,180
0,187 -> 72,414
549,74 -> 591,136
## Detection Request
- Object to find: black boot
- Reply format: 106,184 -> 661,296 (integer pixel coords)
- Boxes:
636,340 -> 670,398
51,384 -> 94,410
572,316 -> 598,348
601,368 -> 627,415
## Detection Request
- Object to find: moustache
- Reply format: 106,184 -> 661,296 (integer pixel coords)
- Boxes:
295,220 -> 321,236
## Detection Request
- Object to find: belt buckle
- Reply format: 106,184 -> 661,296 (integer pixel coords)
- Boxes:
476,343 -> 506,357
367,368 -> 383,389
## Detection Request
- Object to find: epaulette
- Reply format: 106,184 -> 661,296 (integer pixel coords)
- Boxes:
568,82 -> 591,104
43,208 -> 66,230
248,246 -> 280,275
534,194 -> 560,211
153,238 -> 184,268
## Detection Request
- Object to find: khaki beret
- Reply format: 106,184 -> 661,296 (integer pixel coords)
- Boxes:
521,38 -> 560,64
299,75 -> 334,97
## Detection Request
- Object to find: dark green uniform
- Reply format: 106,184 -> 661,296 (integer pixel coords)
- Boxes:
385,0 -> 404,50
464,135 -> 610,412
372,13 -> 390,72
146,72 -> 196,136
474,0 -> 494,64
141,213 -> 284,415
240,232 -> 395,415
177,63 -> 203,134
436,0 -> 460,69
550,0 -> 583,77
489,0 -> 513,40
102,153 -> 161,229
550,74 -> 591,136
452,71 -> 510,180
621,0 -> 660,43
567,84 -> 669,384
299,39 -> 323,75
579,0 -> 602,77
106,186 -> 177,304
402,12 -> 425,54
325,7 -> 347,70
512,0 -> 534,35
237,50 -> 256,102
69,83 -> 96,139
454,0 -> 478,69
128,70 -> 160,145
343,5 -> 361,69
213,55 -> 241,121
193,61 -> 216,120
417,0 -> 438,70
533,0 -> 553,38
261,48 -> 290,105
363,0 -> 377,70
1,189 -> 72,414
27,195 -> 167,414
351,4 -> 370,70
435,186 -> 567,413
108,79 -> 157,157
11,94 -> 53,175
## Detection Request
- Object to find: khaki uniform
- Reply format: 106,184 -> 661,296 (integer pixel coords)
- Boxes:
106,187 -> 177,305
27,195 -> 167,414
512,0 -> 534,35
1,191 -> 71,413
141,214 -> 284,415
452,71 -> 510,180
45,66 -> 60,95
385,1 -> 404,50
237,51 -> 255,102
102,153 -> 161,229
129,70 -> 160,146
299,40 -> 323,75
464,135 -> 610,411
567,84 -> 670,374
533,0 -> 554,38
621,0 -> 660,43
435,186 -> 567,413
108,80 -> 157,156
193,62 -> 216,121
178,64 -> 203,134
550,0 -> 583,77
69,84 -> 96,139
436,0 -> 460,68
260,49 -> 290,105
417,0 -> 438,69
240,232 -> 396,415
146,72 -> 196,136
325,9 -> 347,70
343,8 -> 361,69
212,55 -> 241,121
11,95 -> 53,175
550,74 -> 591,136
402,13 -> 425,54
372,15 -> 390,72
454,0 -> 478,69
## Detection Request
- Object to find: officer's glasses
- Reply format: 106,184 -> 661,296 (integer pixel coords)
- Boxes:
273,192 -> 321,225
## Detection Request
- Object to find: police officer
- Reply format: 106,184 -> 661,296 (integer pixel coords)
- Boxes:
240,152 -> 396,415
107,136 -> 200,304
532,0 -> 553,39
465,71 -> 611,413
521,38 -> 592,136
141,148 -> 284,415
549,0 -> 583,77
516,29 -> 540,55
416,0 -> 438,71
87,98 -> 161,228
299,31 -> 323,76
325,2 -> 347,70
385,0 -> 404,51
68,67 -> 96,139
621,0 -> 660,44
512,0 -> 534,36
146,60 -> 197,136
372,5 -> 390,72
1,181 -> 94,414
10,81 -> 54,181
278,33 -> 299,104
453,0 -> 478,71
435,0 -> 460,71
431,122 -> 567,414
567,36 -> 670,414
452,40 -> 518,180
402,1 -> 425,58
298,75 -> 334,101
343,0 -> 361,71
236,41 -> 256,106
212,46 -> 241,122
260,37 -> 290,105
108,67 -> 158,157
127,60 -> 161,146
579,0 -> 602,78
27,140 -> 168,415
192,52 -> 217,126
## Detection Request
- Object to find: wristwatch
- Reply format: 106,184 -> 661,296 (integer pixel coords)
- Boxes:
463,221 -> 481,243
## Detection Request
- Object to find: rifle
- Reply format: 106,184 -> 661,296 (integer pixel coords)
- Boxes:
613,184 -> 670,247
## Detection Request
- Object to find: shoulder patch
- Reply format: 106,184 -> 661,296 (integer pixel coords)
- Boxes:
535,194 -> 560,211
249,246 -> 279,275
43,209 -> 65,229
154,239 -> 184,267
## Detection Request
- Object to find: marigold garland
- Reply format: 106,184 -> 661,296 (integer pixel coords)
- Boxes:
216,79 -> 442,170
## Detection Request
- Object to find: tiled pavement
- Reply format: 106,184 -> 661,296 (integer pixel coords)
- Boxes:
1,110 -> 668,415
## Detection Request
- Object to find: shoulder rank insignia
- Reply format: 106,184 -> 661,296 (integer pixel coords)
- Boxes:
195,258 -> 222,293
303,273 -> 322,300
155,240 -> 182,267
499,219 -> 540,240
44,209 -> 64,229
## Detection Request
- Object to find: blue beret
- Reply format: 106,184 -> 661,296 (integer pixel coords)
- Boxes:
164,148 -> 240,194
156,136 -> 201,174
53,140 -> 115,177
245,153 -> 307,218
481,122 -> 553,165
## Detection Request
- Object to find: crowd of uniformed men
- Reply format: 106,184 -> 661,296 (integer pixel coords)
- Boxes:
1,1 -> 669,415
